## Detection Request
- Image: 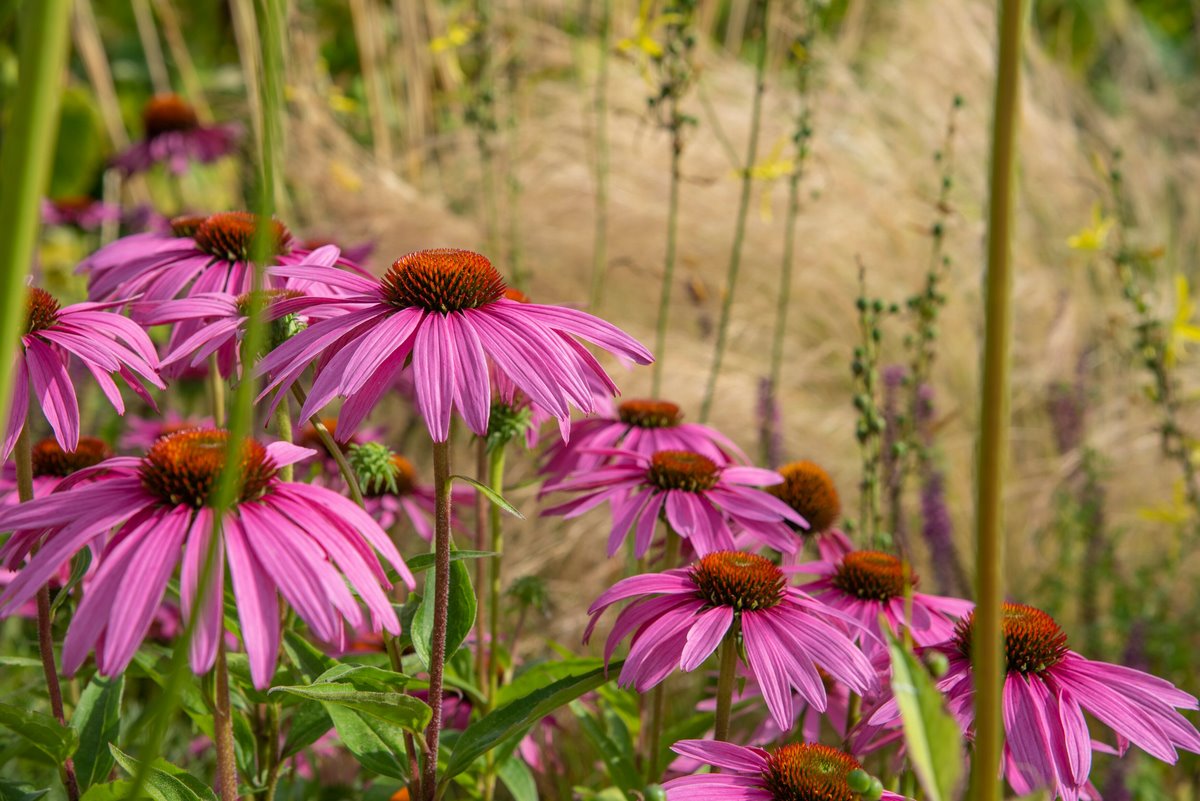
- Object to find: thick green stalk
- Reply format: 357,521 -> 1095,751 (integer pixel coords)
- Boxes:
473,440 -> 489,697
699,1 -> 770,422
588,0 -> 612,311
17,427 -> 81,801
643,530 -> 681,780
651,124 -> 684,397
486,446 -> 508,705
0,0 -> 72,435
275,396 -> 293,481
712,630 -> 739,742
209,355 -> 226,428
969,2 -> 1024,799
424,440 -> 453,801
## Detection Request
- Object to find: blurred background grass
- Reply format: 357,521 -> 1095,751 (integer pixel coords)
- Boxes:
4,0 -> 1200,792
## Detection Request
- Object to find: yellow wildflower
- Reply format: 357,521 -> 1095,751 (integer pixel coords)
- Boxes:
1166,274 -> 1200,367
1066,203 -> 1113,252
1137,480 -> 1194,526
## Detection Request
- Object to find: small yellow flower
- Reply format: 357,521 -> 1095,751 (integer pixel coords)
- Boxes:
617,0 -> 686,80
329,160 -> 363,193
1066,203 -> 1114,252
431,21 -> 473,53
1166,274 -> 1200,367
742,138 -> 795,221
1137,480 -> 1194,526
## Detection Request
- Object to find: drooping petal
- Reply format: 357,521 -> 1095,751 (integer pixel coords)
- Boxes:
224,512 -> 281,689
25,339 -> 80,452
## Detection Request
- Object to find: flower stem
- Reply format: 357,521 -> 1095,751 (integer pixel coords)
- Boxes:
652,123 -> 683,398
289,384 -> 365,506
486,445 -> 508,706
473,439 -> 488,698
16,427 -> 81,801
213,639 -> 239,801
970,2 -> 1024,799
588,0 -> 612,312
424,439 -> 453,801
713,630 -> 739,742
699,0 -> 770,423
0,0 -> 72,430
643,530 -> 681,780
274,394 -> 293,482
209,354 -> 226,428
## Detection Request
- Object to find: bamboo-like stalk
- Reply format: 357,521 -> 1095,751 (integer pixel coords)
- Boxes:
0,0 -> 72,441
230,0 -> 265,156
132,0 -> 171,95
72,0 -> 131,149
651,125 -> 684,397
588,0 -> 612,311
394,0 -> 433,183
350,0 -> 395,168
699,0 -> 770,422
969,2 -> 1025,799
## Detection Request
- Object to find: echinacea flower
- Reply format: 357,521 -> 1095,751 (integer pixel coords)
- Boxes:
866,603 -> 1200,800
543,450 -> 804,558
112,94 -> 239,175
540,398 -> 746,480
253,248 -> 653,443
585,551 -> 877,731
2,288 -> 164,463
766,460 -> 853,559
42,197 -> 121,231
0,428 -> 414,688
795,550 -> 973,658
0,437 -> 113,504
119,413 -> 212,452
665,740 -> 910,801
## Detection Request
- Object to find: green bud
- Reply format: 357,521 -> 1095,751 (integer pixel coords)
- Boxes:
847,770 -> 873,794
924,650 -> 950,677
347,441 -> 399,496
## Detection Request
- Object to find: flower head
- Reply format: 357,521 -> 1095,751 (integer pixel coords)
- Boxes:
866,603 -> 1200,799
544,449 -> 803,558
2,288 -> 164,463
540,398 -> 746,481
112,94 -> 239,175
254,248 -> 652,443
0,437 -> 113,504
42,197 -> 121,231
664,739 -> 910,801
0,428 -> 413,688
585,551 -> 877,731
795,549 -> 972,658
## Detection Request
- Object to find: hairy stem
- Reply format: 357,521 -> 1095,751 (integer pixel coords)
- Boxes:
423,439 -> 453,801
713,630 -> 739,742
213,640 -> 239,800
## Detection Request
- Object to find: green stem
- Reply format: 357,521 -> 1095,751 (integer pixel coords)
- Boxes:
699,0 -> 770,423
713,631 -> 739,742
274,394 -> 293,482
588,0 -> 612,311
486,445 -> 508,706
424,439 -> 453,801
0,0 -> 72,430
643,530 -> 681,780
969,2 -> 1024,799
290,384 -> 365,507
213,640 -> 239,800
473,440 -> 489,698
17,427 -> 81,801
209,354 -> 226,428
651,121 -> 684,397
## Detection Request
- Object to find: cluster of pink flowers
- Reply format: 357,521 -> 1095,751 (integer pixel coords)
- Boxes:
3,166 -> 1197,798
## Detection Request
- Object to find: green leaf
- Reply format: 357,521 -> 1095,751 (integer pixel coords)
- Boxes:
282,629 -> 338,681
0,779 -> 49,801
324,704 -> 411,780
413,554 -> 477,669
886,632 -> 964,801
78,782 -> 134,801
442,659 -> 621,786
451,475 -> 525,518
269,683 -> 431,734
314,663 -> 416,692
404,550 -> 495,575
0,701 -> 77,763
280,699 -> 333,758
70,674 -> 124,791
497,658 -> 607,707
572,702 -> 639,798
50,548 -> 91,615
498,755 -> 538,801
109,745 -> 218,801
0,656 -> 42,668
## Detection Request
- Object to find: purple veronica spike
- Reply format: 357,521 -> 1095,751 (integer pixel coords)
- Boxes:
585,551 -> 877,732
252,248 -> 653,444
2,289 -> 164,463
0,429 -> 413,689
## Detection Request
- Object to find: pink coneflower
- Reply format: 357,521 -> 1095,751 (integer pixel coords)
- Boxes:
1,288 -> 163,463
0,429 -> 414,688
795,550 -> 972,659
585,551 -> 876,731
42,197 -> 121,230
765,460 -> 854,559
0,437 -> 113,504
665,740 -> 910,801
543,450 -> 804,558
112,94 -> 239,175
253,248 -> 653,443
866,603 -> 1200,800
540,398 -> 746,480
81,212 -> 359,305
119,413 -> 212,452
